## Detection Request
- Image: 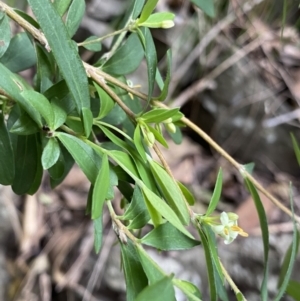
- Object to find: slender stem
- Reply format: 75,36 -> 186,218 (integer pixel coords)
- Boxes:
77,27 -> 129,47
220,260 -> 248,300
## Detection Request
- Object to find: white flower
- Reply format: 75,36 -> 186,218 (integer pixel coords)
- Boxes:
211,212 -> 248,245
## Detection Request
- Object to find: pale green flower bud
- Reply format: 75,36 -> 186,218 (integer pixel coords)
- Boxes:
160,20 -> 175,29
165,122 -> 176,134
144,131 -> 155,147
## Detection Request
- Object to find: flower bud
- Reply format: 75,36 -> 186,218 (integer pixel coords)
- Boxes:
165,122 -> 176,134
160,20 -> 175,29
144,131 -> 155,147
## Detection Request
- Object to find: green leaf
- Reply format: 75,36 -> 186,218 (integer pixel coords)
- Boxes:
51,102 -> 67,130
157,50 -> 172,101
147,125 -> 168,148
173,279 -> 202,301
120,239 -> 148,301
206,168 -> 222,216
93,214 -> 103,253
92,154 -> 110,219
138,12 -> 175,28
42,138 -> 61,170
286,280 -> 300,301
149,159 -> 190,225
136,244 -> 165,283
134,275 -> 175,301
52,0 -> 72,16
276,186 -> 299,301
291,132 -> 300,166
102,33 -> 144,76
0,113 -> 14,185
190,0 -> 215,17
82,107 -> 93,137
49,144 -> 74,187
13,9 -> 40,28
138,0 -> 158,23
198,227 -> 217,301
10,112 -> 40,135
134,125 -> 147,163
81,36 -> 102,52
65,0 -> 85,37
12,135 -> 39,195
139,27 -> 157,102
141,222 -> 200,250
101,103 -> 127,125
94,82 -> 115,119
122,185 -> 150,229
57,132 -> 102,183
202,224 -> 224,282
243,162 -> 255,175
141,108 -> 180,123
143,190 -> 164,227
168,125 -> 182,144
244,178 -> 269,301
0,15 -> 11,58
0,32 -> 36,72
178,182 -> 195,206
142,185 -> 193,238
28,0 -> 90,121
35,43 -> 54,93
132,0 -> 146,19
21,90 -> 55,129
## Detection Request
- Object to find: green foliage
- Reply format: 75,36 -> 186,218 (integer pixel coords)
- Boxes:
0,1 -> 297,300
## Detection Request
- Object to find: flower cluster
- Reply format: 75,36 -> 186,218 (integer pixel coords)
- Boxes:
200,212 -> 248,244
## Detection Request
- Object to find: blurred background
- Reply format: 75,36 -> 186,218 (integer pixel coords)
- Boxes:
1,0 -> 300,300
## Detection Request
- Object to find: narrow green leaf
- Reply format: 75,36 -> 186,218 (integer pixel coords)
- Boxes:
143,190 -> 164,227
13,9 -> 40,28
92,154 -> 110,219
136,244 -> 165,283
35,43 -> 54,93
0,113 -> 14,185
198,227 -> 217,301
291,133 -> 300,166
42,138 -> 60,170
141,222 -> 200,250
177,182 -> 195,206
206,168 -> 222,216
101,103 -> 127,125
28,0 -> 90,120
120,239 -> 148,301
82,107 -> 93,137
141,108 -> 180,123
81,36 -> 102,52
140,27 -> 157,102
134,125 -> 147,163
102,33 -> 144,76
134,275 -> 175,301
94,82 -> 115,119
138,0 -> 159,23
190,0 -> 215,17
49,144 -> 75,188
12,135 -> 39,195
122,185 -> 150,229
244,178 -> 269,301
202,224 -> 224,282
93,214 -> 103,253
286,280 -> 300,301
0,15 -> 11,58
138,12 -> 175,28
0,32 -> 36,72
57,132 -> 102,183
275,186 -> 299,301
168,125 -> 182,144
173,279 -> 202,301
21,90 -> 55,129
147,125 -> 168,148
52,0 -> 72,16
149,159 -> 190,225
157,49 -> 172,101
10,112 -> 39,135
132,0 -> 146,19
142,185 -> 193,238
65,0 -> 85,37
